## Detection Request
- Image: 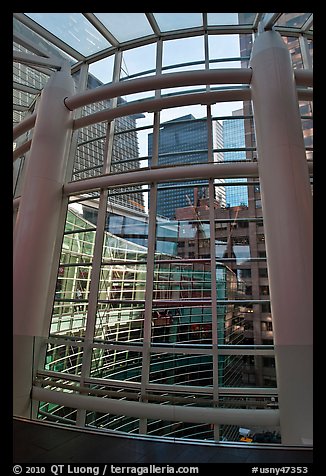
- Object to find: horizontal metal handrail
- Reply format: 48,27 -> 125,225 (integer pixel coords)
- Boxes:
13,112 -> 36,141
32,385 -> 280,427
65,68 -> 253,111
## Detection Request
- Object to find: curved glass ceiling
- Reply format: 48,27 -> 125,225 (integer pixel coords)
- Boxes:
13,13 -> 313,128
25,13 -> 112,56
19,13 -> 313,61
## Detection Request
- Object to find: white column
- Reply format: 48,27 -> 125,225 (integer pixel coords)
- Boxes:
13,66 -> 75,417
250,31 -> 313,445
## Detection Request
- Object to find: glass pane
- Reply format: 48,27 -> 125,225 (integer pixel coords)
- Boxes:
13,89 -> 37,109
162,36 -> 204,71
282,36 -> 303,68
211,99 -> 246,118
25,13 -> 111,56
153,13 -> 203,32
105,187 -> 149,239
51,200 -> 99,337
219,355 -> 277,388
95,304 -> 145,342
156,179 -> 210,221
302,118 -> 313,148
111,111 -> 153,176
149,110 -> 209,192
152,306 -> 212,345
96,301 -> 145,342
86,408 -> 140,433
38,400 -> 77,424
207,13 -> 256,25
94,13 -> 153,42
14,17 -> 77,64
91,187 -> 150,341
88,55 -> 115,85
147,419 -> 213,440
208,33 -> 253,70
215,116 -> 255,216
275,13 -> 312,29
90,348 -> 143,382
149,353 -> 213,386
13,43 -> 50,89
120,43 -> 156,80
208,34 -> 241,63
73,126 -> 106,180
45,343 -> 83,375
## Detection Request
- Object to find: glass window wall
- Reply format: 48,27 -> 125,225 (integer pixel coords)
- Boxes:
13,12 -> 313,445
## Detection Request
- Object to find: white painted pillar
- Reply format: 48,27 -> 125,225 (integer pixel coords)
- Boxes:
13,66 -> 75,417
250,31 -> 313,445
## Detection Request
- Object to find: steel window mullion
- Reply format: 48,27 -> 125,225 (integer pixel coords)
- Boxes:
209,178 -> 220,441
76,188 -> 108,427
64,62 -> 89,186
253,13 -> 264,30
301,14 -> 313,33
262,13 -> 283,30
82,13 -> 119,47
299,35 -> 313,71
13,81 -> 41,95
145,13 -> 161,37
139,183 -> 157,432
139,45 -> 162,435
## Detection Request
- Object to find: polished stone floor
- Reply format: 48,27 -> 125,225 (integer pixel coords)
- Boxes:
13,418 -> 313,464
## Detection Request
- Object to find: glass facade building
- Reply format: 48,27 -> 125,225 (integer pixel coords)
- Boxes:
13,13 -> 313,450
148,114 -> 225,219
223,108 -> 249,207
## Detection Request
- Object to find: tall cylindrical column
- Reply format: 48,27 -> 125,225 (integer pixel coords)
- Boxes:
250,31 -> 313,445
13,67 -> 75,417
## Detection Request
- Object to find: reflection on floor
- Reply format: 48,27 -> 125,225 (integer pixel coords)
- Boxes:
13,418 -> 313,464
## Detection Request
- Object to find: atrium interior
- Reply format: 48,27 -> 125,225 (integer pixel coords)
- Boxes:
13,12 -> 313,463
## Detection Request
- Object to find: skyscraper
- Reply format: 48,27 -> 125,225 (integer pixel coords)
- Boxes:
148,114 -> 225,219
13,17 -> 145,213
223,108 -> 249,207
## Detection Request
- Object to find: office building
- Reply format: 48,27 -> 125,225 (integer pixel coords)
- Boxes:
222,108 -> 249,207
13,17 -> 145,213
148,114 -> 225,218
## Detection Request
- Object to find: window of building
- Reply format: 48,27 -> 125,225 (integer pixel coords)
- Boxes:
259,268 -> 268,278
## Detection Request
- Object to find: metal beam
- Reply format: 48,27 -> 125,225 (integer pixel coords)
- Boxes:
13,104 -> 29,112
82,13 -> 119,47
64,161 -> 259,196
262,13 -> 283,30
294,70 -> 313,87
13,112 -> 37,141
13,50 -> 63,70
253,13 -> 264,30
13,139 -> 32,161
13,81 -> 40,95
65,68 -> 253,111
301,14 -> 313,32
145,13 -> 161,36
73,88 -> 251,131
32,386 -> 280,427
13,30 -> 50,57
